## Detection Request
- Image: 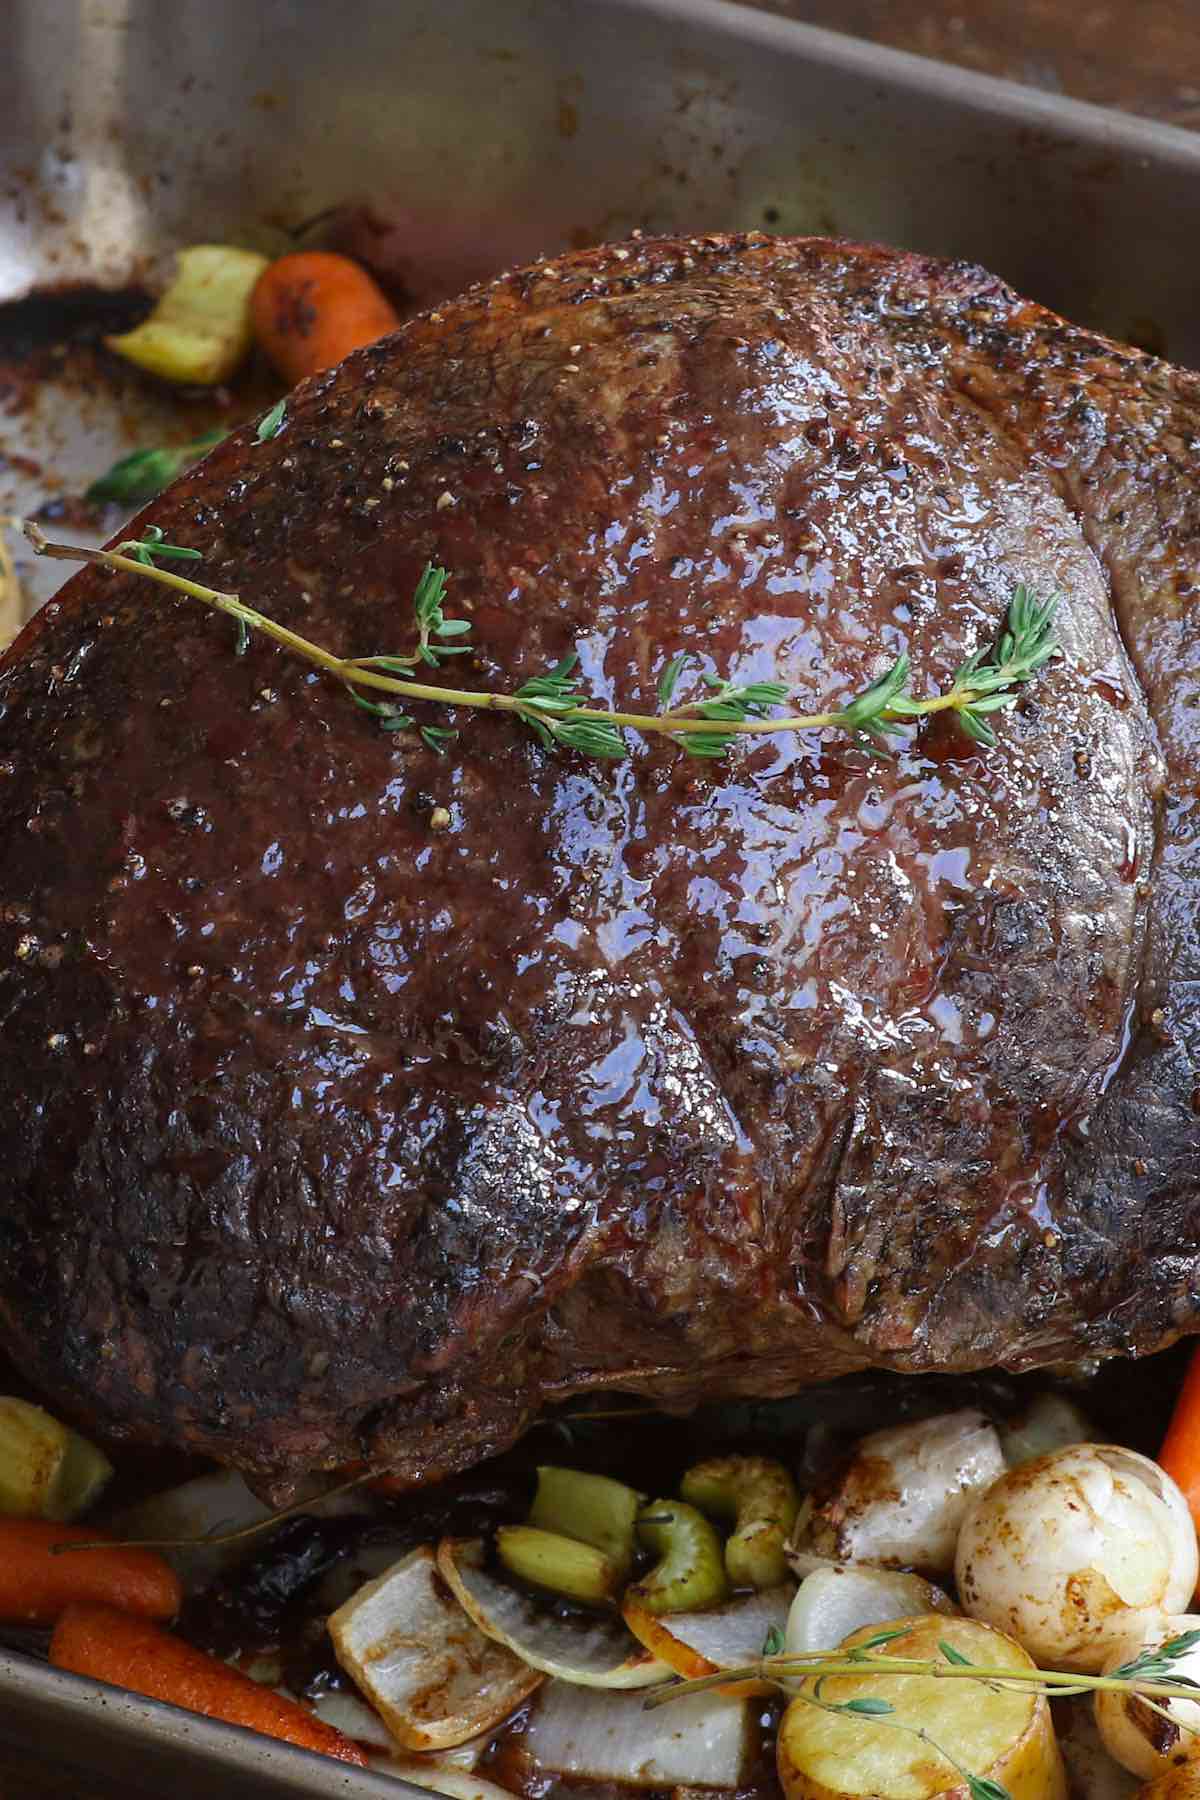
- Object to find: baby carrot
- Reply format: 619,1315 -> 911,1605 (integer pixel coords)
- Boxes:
250,251 -> 400,385
50,1604 -> 368,1765
0,1520 -> 181,1625
1159,1345 -> 1200,1532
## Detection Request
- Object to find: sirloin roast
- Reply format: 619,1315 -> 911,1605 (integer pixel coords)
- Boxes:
1,232 -> 1197,1492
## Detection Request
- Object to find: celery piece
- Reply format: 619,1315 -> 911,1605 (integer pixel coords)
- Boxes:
530,1466 -> 644,1580
629,1500 -> 730,1615
681,1454 -> 799,1590
496,1525 -> 620,1607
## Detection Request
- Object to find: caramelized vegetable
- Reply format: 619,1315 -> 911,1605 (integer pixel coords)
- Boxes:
496,1524 -> 619,1607
626,1500 -> 729,1616
777,1615 -> 1067,1800
0,1520 -> 180,1625
681,1454 -> 799,1589
0,1397 -> 112,1522
530,1465 -> 643,1579
106,246 -> 269,385
50,1602 -> 367,1764
250,251 -> 400,384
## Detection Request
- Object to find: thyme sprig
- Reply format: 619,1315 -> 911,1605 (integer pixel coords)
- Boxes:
22,524 -> 1060,765
644,1627 -> 1200,1800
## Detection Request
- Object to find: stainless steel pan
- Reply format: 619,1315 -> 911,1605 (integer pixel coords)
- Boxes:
3,0 -> 1200,1789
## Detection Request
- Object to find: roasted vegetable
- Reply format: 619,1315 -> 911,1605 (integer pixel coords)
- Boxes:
50,1602 -> 367,1764
681,1454 -> 799,1589
1094,1614 -> 1200,1779
626,1500 -> 730,1616
622,1582 -> 793,1693
0,1396 -> 112,1522
999,1393 -> 1094,1468
437,1537 -> 667,1688
495,1524 -> 619,1607
524,1680 -> 750,1788
776,1615 -> 1068,1800
956,1445 -> 1198,1672
797,1408 -> 1005,1575
529,1465 -> 643,1580
784,1566 -> 955,1655
329,1544 -> 542,1749
250,250 -> 400,384
106,245 -> 269,385
0,1519 -> 180,1625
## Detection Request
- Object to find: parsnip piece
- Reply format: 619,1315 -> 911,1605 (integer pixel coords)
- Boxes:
0,1396 -> 112,1521
776,1615 -> 1067,1800
525,1680 -> 749,1788
329,1545 -> 542,1749
956,1446 -> 1198,1673
106,245 -> 269,385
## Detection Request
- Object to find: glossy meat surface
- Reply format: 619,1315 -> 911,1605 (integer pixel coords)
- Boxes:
0,234 -> 1195,1488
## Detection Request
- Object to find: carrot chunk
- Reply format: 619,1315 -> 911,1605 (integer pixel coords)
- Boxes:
0,1520 -> 181,1625
251,251 -> 400,384
50,1603 -> 368,1765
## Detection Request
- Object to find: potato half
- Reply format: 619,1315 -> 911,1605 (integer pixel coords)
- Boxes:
777,1615 -> 1067,1800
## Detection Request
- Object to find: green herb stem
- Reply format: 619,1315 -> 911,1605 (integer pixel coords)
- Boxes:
22,524 -> 1059,765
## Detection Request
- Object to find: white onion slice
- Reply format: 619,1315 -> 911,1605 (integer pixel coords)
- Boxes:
523,1679 -> 749,1787
437,1538 -> 668,1689
329,1545 -> 542,1750
623,1585 -> 794,1686
785,1566 -> 955,1655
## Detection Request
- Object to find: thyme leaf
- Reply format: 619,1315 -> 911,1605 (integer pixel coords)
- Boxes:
256,398 -> 288,442
22,525 -> 1061,772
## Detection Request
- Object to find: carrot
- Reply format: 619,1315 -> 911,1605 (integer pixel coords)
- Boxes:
1159,1345 -> 1200,1532
250,251 -> 400,385
0,1519 -> 181,1626
50,1603 -> 369,1765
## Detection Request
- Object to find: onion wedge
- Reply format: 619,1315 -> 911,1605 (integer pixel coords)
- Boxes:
437,1538 -> 668,1689
622,1585 -> 794,1695
330,1546 -> 542,1750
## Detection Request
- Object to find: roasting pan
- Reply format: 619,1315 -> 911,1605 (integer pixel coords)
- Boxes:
3,0 -> 1200,1791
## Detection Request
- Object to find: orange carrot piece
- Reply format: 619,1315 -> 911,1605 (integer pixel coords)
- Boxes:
250,251 -> 400,385
50,1603 -> 368,1765
0,1520 -> 181,1626
1160,1345 -> 1200,1531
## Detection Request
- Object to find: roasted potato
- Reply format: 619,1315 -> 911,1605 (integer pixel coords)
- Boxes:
776,1614 -> 1067,1800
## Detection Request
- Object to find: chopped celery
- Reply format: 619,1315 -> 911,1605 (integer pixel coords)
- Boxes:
530,1466 -> 644,1580
628,1500 -> 729,1615
496,1525 -> 620,1607
681,1454 -> 800,1590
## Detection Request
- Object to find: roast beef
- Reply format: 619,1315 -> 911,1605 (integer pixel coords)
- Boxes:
0,233 -> 1196,1491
